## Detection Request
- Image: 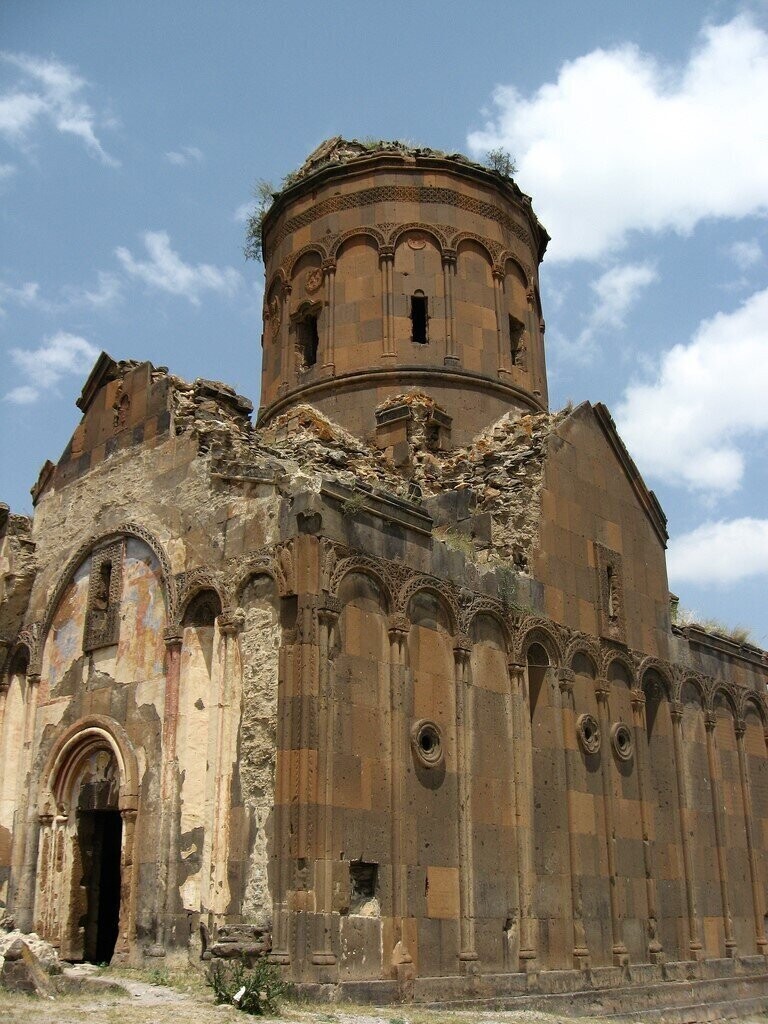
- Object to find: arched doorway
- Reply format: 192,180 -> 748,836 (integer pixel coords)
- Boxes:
35,719 -> 138,963
71,748 -> 122,962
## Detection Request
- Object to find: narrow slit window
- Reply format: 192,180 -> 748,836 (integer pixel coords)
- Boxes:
298,314 -> 319,368
509,315 -> 525,365
411,293 -> 428,344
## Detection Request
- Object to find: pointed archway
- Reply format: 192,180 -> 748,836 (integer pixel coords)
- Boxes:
34,717 -> 139,963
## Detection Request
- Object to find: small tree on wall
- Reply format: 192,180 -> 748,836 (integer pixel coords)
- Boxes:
485,148 -> 517,177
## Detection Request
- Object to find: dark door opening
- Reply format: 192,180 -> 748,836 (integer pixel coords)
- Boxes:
78,809 -> 122,963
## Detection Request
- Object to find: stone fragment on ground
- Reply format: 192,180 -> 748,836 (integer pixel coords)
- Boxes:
0,937 -> 55,997
0,925 -> 62,973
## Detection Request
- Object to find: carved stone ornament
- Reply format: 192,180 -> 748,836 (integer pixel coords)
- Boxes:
305,268 -> 323,294
577,713 -> 601,755
268,297 -> 282,338
411,719 -> 444,769
407,234 -> 427,250
610,721 -> 634,762
83,541 -> 123,652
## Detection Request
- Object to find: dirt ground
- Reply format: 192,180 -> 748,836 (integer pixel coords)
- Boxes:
1,966 -> 768,1024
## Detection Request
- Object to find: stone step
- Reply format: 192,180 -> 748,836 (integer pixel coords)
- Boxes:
420,971 -> 768,1019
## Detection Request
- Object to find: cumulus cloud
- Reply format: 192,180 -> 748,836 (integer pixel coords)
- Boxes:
668,518 -> 768,584
615,285 -> 768,494
468,16 -> 768,261
727,239 -> 763,270
165,145 -> 203,166
115,231 -> 241,305
0,52 -> 118,165
566,261 -> 657,356
6,331 -> 100,403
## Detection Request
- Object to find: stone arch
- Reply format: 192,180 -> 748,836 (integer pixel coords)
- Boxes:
455,233 -> 497,266
463,604 -> 512,652
398,577 -> 458,635
710,683 -> 739,719
502,254 -> 531,288
38,715 -> 139,817
36,524 -> 174,672
264,267 -> 288,305
2,640 -> 30,685
564,634 -> 600,675
330,226 -> 386,260
390,223 -> 447,253
740,690 -> 768,727
330,556 -> 394,614
34,716 -> 140,961
601,649 -> 636,686
639,662 -> 674,703
284,241 -> 328,278
232,553 -> 283,603
175,570 -> 227,627
678,672 -> 709,707
514,618 -> 562,667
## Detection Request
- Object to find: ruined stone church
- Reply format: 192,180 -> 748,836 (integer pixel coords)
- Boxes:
1,138 -> 767,1004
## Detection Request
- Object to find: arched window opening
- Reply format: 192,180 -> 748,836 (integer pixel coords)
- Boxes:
527,641 -> 549,722
297,312 -> 320,368
509,315 -> 525,366
182,589 -> 222,629
410,291 -> 428,344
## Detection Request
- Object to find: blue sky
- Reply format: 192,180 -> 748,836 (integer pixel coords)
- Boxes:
2,1 -> 768,644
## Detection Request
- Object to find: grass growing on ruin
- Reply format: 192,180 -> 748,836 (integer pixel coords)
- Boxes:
672,604 -> 754,644
206,958 -> 288,1015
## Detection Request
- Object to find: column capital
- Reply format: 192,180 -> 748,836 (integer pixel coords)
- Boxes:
378,246 -> 395,262
670,700 -> 683,722
388,613 -> 410,640
705,710 -> 717,732
321,258 -> 337,273
442,249 -> 457,267
454,633 -> 472,657
163,628 -> 184,649
595,679 -> 611,704
217,610 -> 244,636
630,687 -> 646,713
734,718 -> 746,738
27,672 -> 41,686
558,667 -> 575,693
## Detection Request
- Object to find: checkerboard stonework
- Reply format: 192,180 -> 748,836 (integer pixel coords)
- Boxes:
1,139 -> 767,1013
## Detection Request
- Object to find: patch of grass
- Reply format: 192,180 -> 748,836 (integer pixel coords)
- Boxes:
340,491 -> 368,517
440,527 -> 475,557
672,604 -> 753,644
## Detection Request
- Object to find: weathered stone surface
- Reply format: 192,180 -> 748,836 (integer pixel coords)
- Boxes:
0,137 -> 766,1013
0,939 -> 55,996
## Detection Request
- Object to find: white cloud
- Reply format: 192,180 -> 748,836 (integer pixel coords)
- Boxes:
115,231 -> 241,305
0,161 -> 15,181
668,518 -> 768,584
6,331 -> 100,403
727,239 -> 763,270
468,16 -> 768,261
65,271 -> 123,309
616,285 -> 768,494
233,200 -> 256,223
5,384 -> 39,405
0,52 -> 118,166
566,261 -> 657,356
0,280 -> 43,315
165,145 -> 204,166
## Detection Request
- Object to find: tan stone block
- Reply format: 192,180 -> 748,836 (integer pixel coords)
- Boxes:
426,865 -> 460,919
